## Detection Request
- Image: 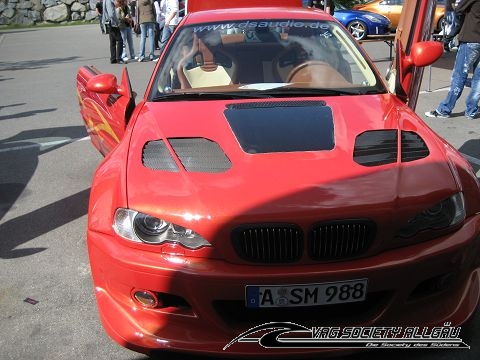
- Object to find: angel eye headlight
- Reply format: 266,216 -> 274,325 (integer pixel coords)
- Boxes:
134,213 -> 169,236
397,193 -> 465,238
113,208 -> 211,249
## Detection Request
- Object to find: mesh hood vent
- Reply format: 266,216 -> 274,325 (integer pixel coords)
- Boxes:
142,140 -> 179,171
143,138 -> 231,173
169,138 -> 232,173
226,100 -> 326,110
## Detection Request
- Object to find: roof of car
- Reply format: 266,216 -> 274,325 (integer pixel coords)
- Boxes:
186,0 -> 303,13
181,6 -> 333,25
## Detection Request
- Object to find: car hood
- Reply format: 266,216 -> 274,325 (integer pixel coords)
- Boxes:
125,95 -> 457,226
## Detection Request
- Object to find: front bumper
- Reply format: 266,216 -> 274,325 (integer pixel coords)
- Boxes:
87,215 -> 480,356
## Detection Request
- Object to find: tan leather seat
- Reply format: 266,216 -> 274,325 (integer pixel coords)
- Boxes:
177,34 -> 234,89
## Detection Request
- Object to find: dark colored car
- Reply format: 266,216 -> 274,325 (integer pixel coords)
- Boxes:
303,1 -> 392,40
333,4 -> 392,40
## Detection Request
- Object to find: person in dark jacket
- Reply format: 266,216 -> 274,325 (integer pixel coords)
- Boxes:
96,0 -> 105,34
307,0 -> 335,15
425,0 -> 480,119
442,0 -> 461,51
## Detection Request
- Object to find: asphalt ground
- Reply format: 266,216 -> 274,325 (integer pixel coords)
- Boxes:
0,24 -> 479,360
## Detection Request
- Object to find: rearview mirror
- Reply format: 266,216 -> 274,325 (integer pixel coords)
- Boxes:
86,73 -> 119,94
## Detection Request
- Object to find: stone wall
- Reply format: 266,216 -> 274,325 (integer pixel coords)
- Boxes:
0,0 -> 101,26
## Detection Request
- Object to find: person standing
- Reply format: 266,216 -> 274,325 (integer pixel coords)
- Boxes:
136,0 -> 157,62
425,0 -> 480,119
154,0 -> 166,50
129,0 -> 139,37
443,0 -> 462,51
103,0 -> 124,64
158,0 -> 179,52
116,0 -> 136,62
307,0 -> 335,15
96,0 -> 105,34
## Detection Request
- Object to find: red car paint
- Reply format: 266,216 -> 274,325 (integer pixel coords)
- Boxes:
76,0 -> 480,356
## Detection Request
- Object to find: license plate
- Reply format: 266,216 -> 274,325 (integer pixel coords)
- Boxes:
245,279 -> 367,308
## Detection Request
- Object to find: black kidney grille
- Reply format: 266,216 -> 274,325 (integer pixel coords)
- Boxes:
232,221 -> 375,263
309,221 -> 375,260
232,225 -> 303,263
401,131 -> 429,162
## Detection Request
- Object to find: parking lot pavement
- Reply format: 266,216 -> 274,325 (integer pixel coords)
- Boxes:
0,24 -> 478,360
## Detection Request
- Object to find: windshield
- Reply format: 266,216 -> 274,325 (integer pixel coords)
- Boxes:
149,19 -> 386,99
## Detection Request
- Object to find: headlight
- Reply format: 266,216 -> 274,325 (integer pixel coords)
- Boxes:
397,193 -> 465,238
364,15 -> 382,23
113,208 -> 211,249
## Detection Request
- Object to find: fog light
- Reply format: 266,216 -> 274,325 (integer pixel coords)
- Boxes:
133,290 -> 159,308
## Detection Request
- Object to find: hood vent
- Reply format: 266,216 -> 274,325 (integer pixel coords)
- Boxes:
354,130 -> 429,166
354,130 -> 398,166
401,131 -> 429,162
143,138 -> 231,173
142,140 -> 179,171
227,100 -> 326,109
169,138 -> 232,172
224,100 -> 334,154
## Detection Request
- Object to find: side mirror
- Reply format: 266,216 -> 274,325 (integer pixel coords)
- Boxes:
402,40 -> 443,71
86,73 -> 119,94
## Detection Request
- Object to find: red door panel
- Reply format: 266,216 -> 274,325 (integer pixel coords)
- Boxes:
389,0 -> 442,109
76,67 -> 135,156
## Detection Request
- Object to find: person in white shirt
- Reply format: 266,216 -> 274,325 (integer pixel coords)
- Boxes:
154,0 -> 166,49
155,0 -> 166,28
159,0 -> 179,50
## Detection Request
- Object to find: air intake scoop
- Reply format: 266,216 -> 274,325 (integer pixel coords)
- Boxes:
224,100 -> 335,154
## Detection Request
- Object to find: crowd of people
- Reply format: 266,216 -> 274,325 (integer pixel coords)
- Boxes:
98,0 -> 179,64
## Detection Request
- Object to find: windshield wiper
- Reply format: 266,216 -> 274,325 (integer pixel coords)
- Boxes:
151,87 -> 386,102
260,87 -> 382,96
151,91 -> 273,102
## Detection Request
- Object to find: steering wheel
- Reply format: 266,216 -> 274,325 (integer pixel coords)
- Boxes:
286,61 -> 331,83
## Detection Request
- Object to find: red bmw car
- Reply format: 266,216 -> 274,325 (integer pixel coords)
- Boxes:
76,0 -> 480,356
